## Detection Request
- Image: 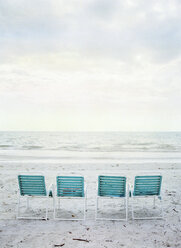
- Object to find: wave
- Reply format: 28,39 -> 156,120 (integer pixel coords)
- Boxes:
0,145 -> 12,148
0,132 -> 181,152
21,145 -> 43,150
0,145 -> 180,152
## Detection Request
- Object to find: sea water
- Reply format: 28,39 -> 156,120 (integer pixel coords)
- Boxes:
0,131 -> 181,164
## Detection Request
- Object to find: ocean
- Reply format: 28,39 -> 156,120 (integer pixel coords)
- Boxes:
0,131 -> 181,165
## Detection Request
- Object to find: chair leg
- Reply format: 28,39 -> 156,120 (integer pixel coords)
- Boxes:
160,197 -> 164,219
58,198 -> 60,209
153,196 -> 156,209
95,197 -> 98,220
17,195 -> 20,218
53,195 -> 55,218
131,196 -> 135,220
17,196 -> 50,220
84,197 -> 86,221
125,196 -> 128,221
131,196 -> 164,220
26,197 -> 30,210
53,198 -> 56,219
45,196 -> 49,220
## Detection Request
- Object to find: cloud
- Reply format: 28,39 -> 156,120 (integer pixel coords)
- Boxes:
0,0 -> 181,130
0,0 -> 181,62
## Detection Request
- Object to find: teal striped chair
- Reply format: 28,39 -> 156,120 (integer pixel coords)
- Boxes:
130,175 -> 163,220
17,174 -> 53,220
95,175 -> 128,221
54,176 -> 87,220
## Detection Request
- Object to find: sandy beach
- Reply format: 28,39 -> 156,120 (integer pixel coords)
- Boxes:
0,159 -> 180,248
1,0 -> 181,246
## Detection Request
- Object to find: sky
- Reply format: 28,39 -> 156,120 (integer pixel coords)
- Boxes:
0,0 -> 181,131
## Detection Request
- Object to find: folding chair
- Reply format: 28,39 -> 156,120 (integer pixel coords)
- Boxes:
95,175 -> 128,221
130,175 -> 163,220
53,176 -> 87,220
17,174 -> 53,220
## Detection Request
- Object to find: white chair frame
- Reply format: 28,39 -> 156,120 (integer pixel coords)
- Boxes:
130,177 -> 164,220
53,179 -> 87,221
17,173 -> 53,220
95,181 -> 129,221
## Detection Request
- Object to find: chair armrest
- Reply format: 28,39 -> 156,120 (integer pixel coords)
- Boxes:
47,184 -> 55,197
84,185 -> 87,197
96,181 -> 98,196
126,183 -> 130,196
17,188 -> 21,196
129,183 -> 133,189
129,183 -> 134,197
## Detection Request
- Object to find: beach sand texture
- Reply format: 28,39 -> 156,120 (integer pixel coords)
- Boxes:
0,161 -> 181,248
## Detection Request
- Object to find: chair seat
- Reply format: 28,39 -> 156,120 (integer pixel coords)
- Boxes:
130,175 -> 163,220
129,190 -> 160,197
99,193 -> 125,197
49,190 -> 53,197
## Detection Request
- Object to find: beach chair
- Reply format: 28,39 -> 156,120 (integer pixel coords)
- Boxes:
95,175 -> 128,221
130,175 -> 163,220
53,176 -> 87,220
17,174 -> 53,220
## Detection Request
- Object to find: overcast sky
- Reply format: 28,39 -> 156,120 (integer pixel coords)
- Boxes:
0,0 -> 181,131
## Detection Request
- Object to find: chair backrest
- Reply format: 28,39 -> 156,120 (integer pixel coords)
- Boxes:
98,175 -> 126,197
56,176 -> 84,197
133,175 -> 162,196
18,175 -> 47,196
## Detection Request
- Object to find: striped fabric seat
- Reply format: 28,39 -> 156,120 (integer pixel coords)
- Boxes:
96,175 -> 128,221
17,174 -> 53,220
133,175 -> 162,196
131,175 -> 164,220
18,175 -> 47,196
98,175 -> 126,197
56,176 -> 84,197
54,176 -> 86,220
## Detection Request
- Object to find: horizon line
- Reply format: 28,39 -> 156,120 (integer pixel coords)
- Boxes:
0,130 -> 180,133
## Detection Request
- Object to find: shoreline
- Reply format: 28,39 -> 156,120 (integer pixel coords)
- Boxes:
0,160 -> 181,247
